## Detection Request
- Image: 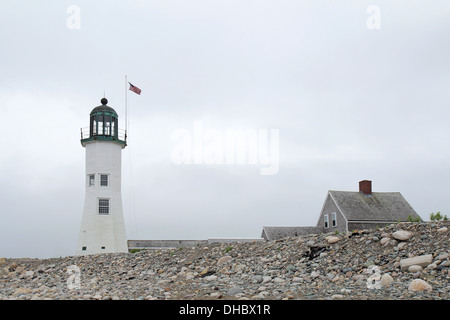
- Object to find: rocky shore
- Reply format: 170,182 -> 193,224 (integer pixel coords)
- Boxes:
0,221 -> 448,300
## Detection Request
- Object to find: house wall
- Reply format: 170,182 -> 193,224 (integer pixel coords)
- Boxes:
347,221 -> 395,232
317,193 -> 347,234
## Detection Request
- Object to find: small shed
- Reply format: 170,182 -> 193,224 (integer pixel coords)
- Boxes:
261,226 -> 319,241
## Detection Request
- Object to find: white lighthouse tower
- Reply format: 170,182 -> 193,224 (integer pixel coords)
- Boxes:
77,98 -> 128,255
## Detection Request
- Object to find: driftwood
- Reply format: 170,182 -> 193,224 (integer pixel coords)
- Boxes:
304,245 -> 329,260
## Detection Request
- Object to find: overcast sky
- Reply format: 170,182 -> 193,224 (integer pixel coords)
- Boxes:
1,1 -> 449,258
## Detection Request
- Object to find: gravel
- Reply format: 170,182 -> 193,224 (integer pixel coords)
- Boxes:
0,221 -> 448,300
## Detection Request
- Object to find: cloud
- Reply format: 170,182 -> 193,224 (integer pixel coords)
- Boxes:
1,1 -> 450,258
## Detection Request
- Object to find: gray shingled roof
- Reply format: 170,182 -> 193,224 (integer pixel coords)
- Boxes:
261,226 -> 319,240
329,191 -> 420,222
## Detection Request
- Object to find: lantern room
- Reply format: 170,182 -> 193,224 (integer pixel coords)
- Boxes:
81,98 -> 127,147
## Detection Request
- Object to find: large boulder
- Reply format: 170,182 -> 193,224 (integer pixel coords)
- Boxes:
0,267 -> 9,277
392,230 -> 414,241
400,254 -> 433,271
217,256 -> 232,266
408,279 -> 432,292
380,273 -> 394,288
326,236 -> 340,244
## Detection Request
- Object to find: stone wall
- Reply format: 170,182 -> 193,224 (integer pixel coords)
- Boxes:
127,240 -> 208,250
128,238 -> 264,250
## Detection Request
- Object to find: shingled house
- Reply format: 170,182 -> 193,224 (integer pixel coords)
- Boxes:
261,180 -> 421,240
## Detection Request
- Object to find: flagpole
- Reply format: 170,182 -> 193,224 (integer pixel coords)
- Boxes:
125,74 -> 128,140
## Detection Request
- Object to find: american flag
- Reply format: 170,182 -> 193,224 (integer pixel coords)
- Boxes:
128,82 -> 142,95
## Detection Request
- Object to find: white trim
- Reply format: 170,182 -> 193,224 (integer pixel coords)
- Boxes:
324,214 -> 329,229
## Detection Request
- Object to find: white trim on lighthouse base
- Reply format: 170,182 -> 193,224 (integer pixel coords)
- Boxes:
77,140 -> 128,255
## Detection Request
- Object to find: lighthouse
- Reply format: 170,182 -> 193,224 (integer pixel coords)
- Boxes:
77,98 -> 128,255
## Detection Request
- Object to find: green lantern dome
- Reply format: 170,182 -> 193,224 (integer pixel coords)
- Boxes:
80,98 -> 127,147
90,98 -> 119,118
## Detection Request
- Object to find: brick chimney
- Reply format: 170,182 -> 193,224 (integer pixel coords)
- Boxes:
359,180 -> 372,195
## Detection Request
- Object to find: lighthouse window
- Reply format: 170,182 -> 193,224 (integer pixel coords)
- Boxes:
111,120 -> 116,137
88,174 -> 95,187
98,199 -> 110,215
100,174 -> 109,186
104,115 -> 111,135
97,119 -> 103,135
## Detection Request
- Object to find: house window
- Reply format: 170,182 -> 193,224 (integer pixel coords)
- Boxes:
101,246 -> 105,250
82,246 -> 87,251
88,174 -> 95,187
98,198 -> 110,215
332,212 -> 337,227
100,174 -> 109,187
324,214 -> 329,229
